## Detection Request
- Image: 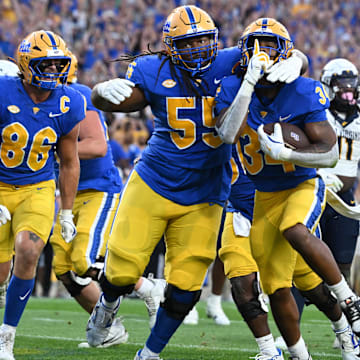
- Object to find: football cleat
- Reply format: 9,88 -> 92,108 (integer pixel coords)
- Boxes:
333,325 -> 360,360
289,356 -> 312,360
183,306 -> 199,325
78,317 -> 128,348
139,276 -> 166,329
333,336 -> 341,349
134,349 -> 162,360
206,294 -> 230,326
274,336 -> 287,351
252,348 -> 284,359
0,325 -> 15,360
341,297 -> 360,336
86,294 -> 120,347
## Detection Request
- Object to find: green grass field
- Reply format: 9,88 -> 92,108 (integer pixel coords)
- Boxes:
3,296 -> 343,359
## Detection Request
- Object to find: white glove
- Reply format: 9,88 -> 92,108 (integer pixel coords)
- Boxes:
96,78 -> 135,105
266,54 -> 302,84
244,39 -> 274,86
257,123 -> 289,161
317,169 -> 344,192
59,209 -> 77,243
0,205 -> 11,226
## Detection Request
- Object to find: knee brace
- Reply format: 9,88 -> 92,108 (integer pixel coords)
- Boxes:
58,271 -> 91,297
160,284 -> 201,321
99,272 -> 135,298
231,275 -> 268,322
300,282 -> 337,314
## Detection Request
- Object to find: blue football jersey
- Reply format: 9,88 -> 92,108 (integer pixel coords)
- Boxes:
215,75 -> 330,192
0,77 -> 85,185
227,142 -> 255,222
70,83 -> 122,193
125,48 -> 241,205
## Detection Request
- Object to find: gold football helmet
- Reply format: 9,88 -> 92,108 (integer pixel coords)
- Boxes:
66,49 -> 78,84
162,5 -> 218,75
16,30 -> 71,89
238,18 -> 293,69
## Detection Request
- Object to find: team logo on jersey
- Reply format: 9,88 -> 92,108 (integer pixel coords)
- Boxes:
260,111 -> 268,118
279,114 -> 292,122
162,79 -> 176,88
33,107 -> 40,114
7,105 -> 20,114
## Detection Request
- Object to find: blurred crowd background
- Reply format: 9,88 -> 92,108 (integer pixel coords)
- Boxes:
1,0 -> 360,87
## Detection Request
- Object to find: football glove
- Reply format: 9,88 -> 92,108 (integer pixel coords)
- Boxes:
59,209 -> 77,243
244,39 -> 274,86
257,123 -> 289,161
0,205 -> 11,226
266,54 -> 303,84
317,169 -> 344,193
96,78 -> 135,105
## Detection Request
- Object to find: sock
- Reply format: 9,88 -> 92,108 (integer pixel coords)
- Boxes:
332,313 -> 349,332
146,288 -> 196,353
101,293 -> 121,310
288,336 -> 310,360
207,293 -> 221,306
4,275 -> 34,327
255,333 -> 278,356
136,278 -> 154,298
327,276 -> 354,302
0,324 -> 16,335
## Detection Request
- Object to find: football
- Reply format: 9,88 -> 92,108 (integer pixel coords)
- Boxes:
263,122 -> 311,149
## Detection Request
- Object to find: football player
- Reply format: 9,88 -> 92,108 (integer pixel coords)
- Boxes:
0,60 -> 20,310
219,142 -> 359,360
318,58 -> 360,284
49,50 -> 128,348
85,6 -> 307,360
0,30 -> 85,360
215,18 -> 360,360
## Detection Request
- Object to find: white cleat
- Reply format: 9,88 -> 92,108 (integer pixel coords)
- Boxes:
0,325 -> 15,360
333,336 -> 341,349
253,348 -> 284,359
274,336 -> 287,351
341,297 -> 360,336
183,306 -> 199,325
206,294 -> 230,326
86,295 -> 120,347
333,325 -> 360,360
134,349 -> 162,360
140,277 -> 166,329
79,317 -> 128,348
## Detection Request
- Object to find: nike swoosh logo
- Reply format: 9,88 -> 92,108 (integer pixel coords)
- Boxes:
83,200 -> 90,205
49,112 -> 63,118
279,114 -> 292,121
214,78 -> 221,85
19,289 -> 32,301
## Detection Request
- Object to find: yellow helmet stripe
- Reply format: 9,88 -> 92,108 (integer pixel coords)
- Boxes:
45,31 -> 57,49
185,6 -> 198,32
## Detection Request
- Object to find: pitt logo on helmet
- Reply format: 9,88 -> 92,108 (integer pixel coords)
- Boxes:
162,5 -> 218,76
238,18 -> 294,69
16,30 -> 71,90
